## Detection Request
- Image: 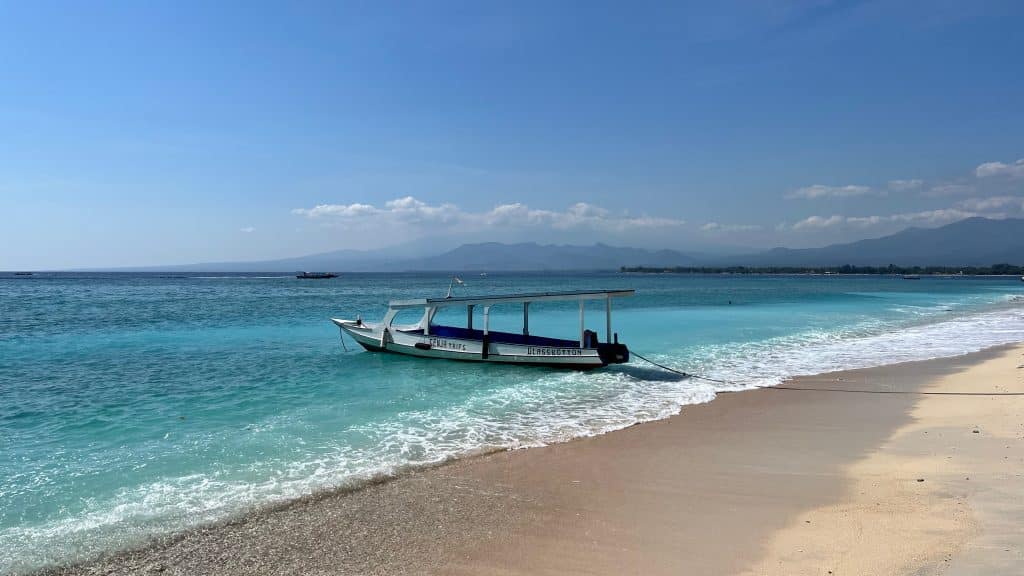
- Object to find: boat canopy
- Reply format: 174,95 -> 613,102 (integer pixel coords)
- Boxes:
386,289 -> 635,348
388,289 -> 635,310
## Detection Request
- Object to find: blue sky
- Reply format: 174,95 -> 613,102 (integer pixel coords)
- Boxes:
1,1 -> 1023,268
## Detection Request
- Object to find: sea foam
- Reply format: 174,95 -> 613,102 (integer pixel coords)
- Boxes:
3,276 -> 1023,574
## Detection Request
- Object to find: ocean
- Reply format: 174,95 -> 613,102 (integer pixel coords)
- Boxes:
2,271 -> 1023,573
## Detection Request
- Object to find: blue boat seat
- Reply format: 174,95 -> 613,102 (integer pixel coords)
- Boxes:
411,325 -> 584,348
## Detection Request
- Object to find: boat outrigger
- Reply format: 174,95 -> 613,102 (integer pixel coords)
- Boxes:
332,289 -> 634,368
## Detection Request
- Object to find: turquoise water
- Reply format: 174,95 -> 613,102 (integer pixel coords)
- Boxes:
2,272 -> 1024,572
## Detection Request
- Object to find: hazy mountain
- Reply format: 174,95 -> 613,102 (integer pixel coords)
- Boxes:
105,241 -> 697,272
408,242 -> 698,271
109,241 -> 448,272
730,217 -> 1024,267
93,217 -> 1023,272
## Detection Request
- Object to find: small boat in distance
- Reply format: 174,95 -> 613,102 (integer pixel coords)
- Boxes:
332,289 -> 634,369
902,274 -> 921,280
296,272 -> 338,279
13,272 -> 33,276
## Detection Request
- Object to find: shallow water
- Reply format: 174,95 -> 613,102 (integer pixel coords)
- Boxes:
2,271 -> 1023,573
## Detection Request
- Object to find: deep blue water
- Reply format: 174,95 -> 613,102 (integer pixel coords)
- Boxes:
2,271 -> 1023,573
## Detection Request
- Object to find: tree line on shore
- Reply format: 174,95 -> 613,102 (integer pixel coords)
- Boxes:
620,263 -> 1024,275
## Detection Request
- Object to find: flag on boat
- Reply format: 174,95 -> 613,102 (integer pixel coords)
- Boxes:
445,275 -> 465,298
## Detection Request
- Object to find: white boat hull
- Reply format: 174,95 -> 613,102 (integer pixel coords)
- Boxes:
332,319 -> 611,368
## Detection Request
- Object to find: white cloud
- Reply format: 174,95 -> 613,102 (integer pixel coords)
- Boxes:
777,159 -> 1024,233
786,184 -> 874,200
382,196 -> 462,224
975,159 -> 1024,179
789,208 -> 979,231
956,195 -> 1024,212
887,179 -> 924,192
923,183 -> 975,197
701,222 -> 762,232
239,226 -> 255,233
293,203 -> 378,218
886,208 -> 979,225
480,201 -> 684,231
791,215 -> 846,229
292,196 -> 685,234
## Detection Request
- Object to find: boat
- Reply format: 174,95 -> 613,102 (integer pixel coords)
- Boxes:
332,289 -> 634,368
296,272 -> 338,279
13,272 -> 33,276
902,274 -> 921,280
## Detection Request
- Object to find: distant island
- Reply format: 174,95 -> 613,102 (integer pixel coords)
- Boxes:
621,263 -> 1024,276
87,216 -> 1024,273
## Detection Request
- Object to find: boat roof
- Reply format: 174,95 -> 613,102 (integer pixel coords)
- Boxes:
389,289 -> 635,309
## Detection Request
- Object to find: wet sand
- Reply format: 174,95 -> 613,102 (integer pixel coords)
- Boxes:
48,344 -> 1024,575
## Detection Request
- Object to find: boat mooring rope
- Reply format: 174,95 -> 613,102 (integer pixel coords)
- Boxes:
631,351 -> 735,385
631,351 -> 1024,396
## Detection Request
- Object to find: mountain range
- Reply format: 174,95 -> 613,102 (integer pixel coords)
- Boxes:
107,217 -> 1024,272
734,217 -> 1024,267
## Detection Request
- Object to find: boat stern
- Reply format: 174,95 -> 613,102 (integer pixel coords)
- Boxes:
596,342 -> 630,365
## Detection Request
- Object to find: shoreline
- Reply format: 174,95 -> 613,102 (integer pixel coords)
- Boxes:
42,343 -> 1024,575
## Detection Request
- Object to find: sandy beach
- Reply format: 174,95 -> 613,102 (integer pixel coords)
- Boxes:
49,344 -> 1024,576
